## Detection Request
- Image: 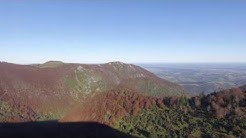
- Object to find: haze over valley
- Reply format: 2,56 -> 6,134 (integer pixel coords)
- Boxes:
141,63 -> 246,95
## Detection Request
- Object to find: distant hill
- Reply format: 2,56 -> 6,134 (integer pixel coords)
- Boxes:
0,61 -> 185,122
33,61 -> 64,68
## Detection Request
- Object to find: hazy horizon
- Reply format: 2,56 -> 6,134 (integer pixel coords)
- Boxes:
1,60 -> 246,65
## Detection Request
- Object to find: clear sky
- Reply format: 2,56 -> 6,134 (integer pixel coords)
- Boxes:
0,0 -> 246,64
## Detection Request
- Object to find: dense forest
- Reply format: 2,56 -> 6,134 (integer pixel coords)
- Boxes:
114,87 -> 246,138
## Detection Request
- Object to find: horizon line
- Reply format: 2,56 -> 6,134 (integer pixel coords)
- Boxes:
1,60 -> 246,65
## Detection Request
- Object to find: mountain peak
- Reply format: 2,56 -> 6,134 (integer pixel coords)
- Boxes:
43,60 -> 64,64
106,61 -> 126,65
36,61 -> 64,68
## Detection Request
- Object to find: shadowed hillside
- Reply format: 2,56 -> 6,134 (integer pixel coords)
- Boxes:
0,121 -> 138,138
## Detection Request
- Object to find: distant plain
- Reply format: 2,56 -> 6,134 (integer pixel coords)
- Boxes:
140,63 -> 246,95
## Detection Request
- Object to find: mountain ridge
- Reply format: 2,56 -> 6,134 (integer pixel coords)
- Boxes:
0,61 -> 185,122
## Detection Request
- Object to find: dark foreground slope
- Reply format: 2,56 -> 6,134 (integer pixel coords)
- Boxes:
0,121 -> 138,138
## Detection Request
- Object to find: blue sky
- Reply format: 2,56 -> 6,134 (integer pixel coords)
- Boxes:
0,1 -> 246,64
